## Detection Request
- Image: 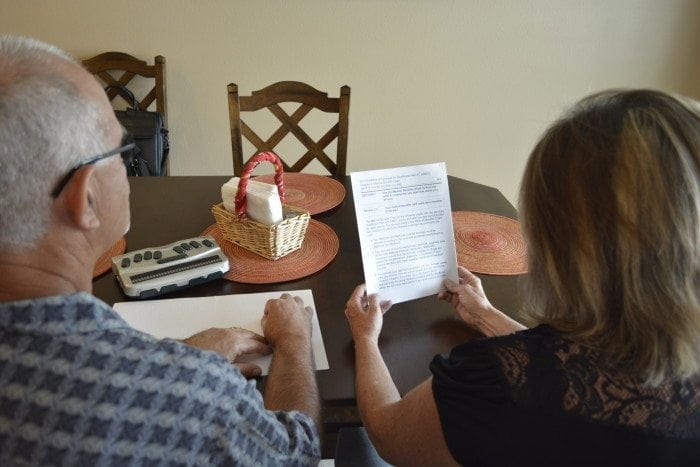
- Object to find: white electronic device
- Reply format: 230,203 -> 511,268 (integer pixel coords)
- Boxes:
111,236 -> 230,298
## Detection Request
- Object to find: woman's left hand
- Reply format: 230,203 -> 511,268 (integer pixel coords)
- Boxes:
345,284 -> 392,344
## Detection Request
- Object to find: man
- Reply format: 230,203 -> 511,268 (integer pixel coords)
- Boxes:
0,36 -> 320,465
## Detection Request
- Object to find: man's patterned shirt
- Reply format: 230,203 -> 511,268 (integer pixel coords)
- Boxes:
0,293 -> 320,466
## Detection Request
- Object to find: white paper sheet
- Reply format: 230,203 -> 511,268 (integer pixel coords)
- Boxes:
113,290 -> 328,375
351,163 -> 459,304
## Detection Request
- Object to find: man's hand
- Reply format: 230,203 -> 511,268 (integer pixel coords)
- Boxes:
261,293 -> 321,428
261,293 -> 313,348
183,327 -> 272,377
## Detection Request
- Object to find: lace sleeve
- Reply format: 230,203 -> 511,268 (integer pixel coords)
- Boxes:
492,327 -> 700,439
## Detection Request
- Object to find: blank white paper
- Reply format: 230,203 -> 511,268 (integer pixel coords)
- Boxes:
113,289 -> 329,375
351,163 -> 459,304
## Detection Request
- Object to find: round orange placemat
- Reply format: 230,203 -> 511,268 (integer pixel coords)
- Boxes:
452,211 -> 528,275
254,173 -> 345,215
93,237 -> 126,278
201,219 -> 339,284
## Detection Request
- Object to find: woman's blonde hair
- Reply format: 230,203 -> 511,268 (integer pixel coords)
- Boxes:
519,89 -> 700,385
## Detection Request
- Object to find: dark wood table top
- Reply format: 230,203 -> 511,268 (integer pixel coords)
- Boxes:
93,175 -> 523,403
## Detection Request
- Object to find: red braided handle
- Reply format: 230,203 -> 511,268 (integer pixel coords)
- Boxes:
234,151 -> 286,220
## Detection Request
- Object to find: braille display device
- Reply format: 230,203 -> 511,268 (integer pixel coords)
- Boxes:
111,236 -> 230,298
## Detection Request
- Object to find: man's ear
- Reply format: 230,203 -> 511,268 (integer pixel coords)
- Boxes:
61,166 -> 101,231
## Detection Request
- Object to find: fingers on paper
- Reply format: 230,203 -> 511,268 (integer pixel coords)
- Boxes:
235,337 -> 273,356
265,294 -> 305,311
368,293 -> 390,314
443,278 -> 461,293
235,362 -> 263,378
292,295 -> 304,308
368,293 -> 380,311
346,284 -> 389,314
379,299 -> 392,313
459,267 -> 480,286
348,284 -> 367,308
230,327 -> 266,342
304,305 -> 313,318
438,289 -> 452,301
264,299 -> 273,315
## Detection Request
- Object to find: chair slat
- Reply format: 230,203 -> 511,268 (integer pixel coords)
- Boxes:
83,52 -> 167,118
228,81 -> 350,178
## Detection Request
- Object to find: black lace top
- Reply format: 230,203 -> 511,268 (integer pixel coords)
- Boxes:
430,325 -> 700,467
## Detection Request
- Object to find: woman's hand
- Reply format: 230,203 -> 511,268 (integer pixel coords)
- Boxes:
345,284 -> 392,344
439,266 -> 495,322
439,266 -> 526,336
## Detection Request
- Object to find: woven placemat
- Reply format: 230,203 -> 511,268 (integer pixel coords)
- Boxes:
93,237 -> 126,278
254,173 -> 346,215
452,211 -> 528,275
201,219 -> 339,284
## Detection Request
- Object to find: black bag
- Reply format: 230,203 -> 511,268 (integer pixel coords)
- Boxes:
105,85 -> 169,176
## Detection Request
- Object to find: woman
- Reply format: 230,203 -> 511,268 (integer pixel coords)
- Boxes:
345,90 -> 700,466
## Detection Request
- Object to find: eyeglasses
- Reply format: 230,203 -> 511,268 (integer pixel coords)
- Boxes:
51,140 -> 136,198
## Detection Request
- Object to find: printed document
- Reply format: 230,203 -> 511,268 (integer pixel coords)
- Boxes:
113,289 -> 328,375
351,162 -> 459,304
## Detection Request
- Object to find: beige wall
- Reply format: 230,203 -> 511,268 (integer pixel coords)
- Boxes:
2,0 -> 699,205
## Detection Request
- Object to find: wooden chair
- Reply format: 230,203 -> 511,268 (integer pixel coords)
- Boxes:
82,52 -> 168,174
228,81 -> 350,178
82,52 -> 168,127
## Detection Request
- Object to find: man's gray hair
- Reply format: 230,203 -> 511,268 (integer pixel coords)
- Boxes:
0,36 -> 110,248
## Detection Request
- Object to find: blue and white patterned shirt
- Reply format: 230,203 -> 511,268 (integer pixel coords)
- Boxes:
0,293 -> 320,466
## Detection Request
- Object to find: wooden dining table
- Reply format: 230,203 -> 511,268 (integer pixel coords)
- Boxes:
92,175 -> 523,452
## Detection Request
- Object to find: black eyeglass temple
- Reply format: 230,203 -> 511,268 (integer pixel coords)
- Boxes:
50,142 -> 136,198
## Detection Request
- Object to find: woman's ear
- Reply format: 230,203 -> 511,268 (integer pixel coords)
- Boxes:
60,166 -> 101,231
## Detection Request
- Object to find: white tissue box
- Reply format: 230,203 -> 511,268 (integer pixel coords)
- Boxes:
221,177 -> 283,225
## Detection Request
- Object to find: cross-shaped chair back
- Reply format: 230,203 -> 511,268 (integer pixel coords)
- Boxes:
228,81 -> 350,179
82,52 -> 168,127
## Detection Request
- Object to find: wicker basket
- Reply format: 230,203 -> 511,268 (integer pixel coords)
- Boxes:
212,152 -> 310,260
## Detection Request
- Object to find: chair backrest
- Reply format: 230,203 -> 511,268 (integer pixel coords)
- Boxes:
228,81 -> 350,178
82,52 -> 168,127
